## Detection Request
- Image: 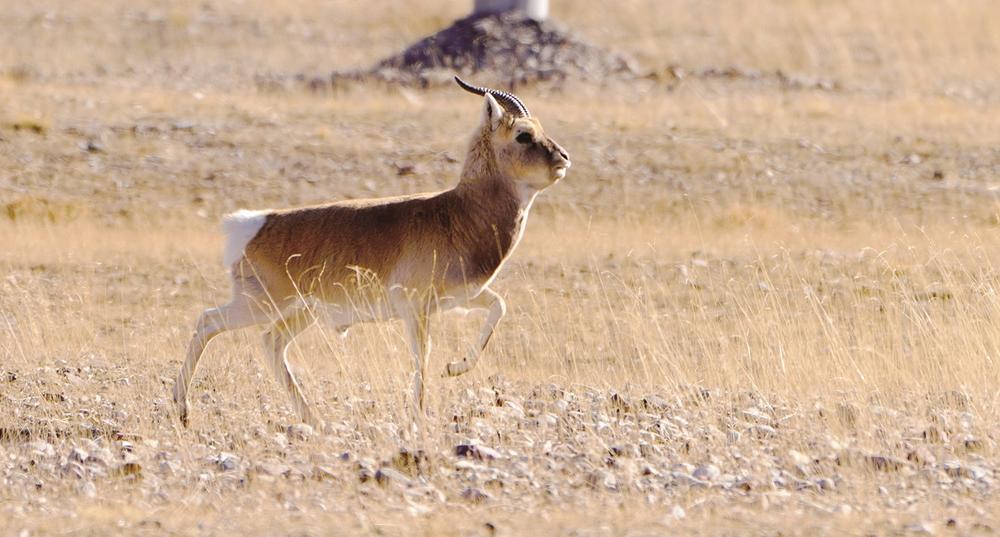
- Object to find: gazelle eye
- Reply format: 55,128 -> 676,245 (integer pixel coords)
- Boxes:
516,132 -> 533,144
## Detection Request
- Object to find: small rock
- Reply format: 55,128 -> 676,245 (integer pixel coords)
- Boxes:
358,466 -> 375,483
461,487 -> 491,503
603,444 -> 620,459
503,400 -> 525,419
28,441 -> 55,458
692,465 -> 720,482
286,423 -> 314,441
375,467 -> 411,487
313,465 -> 338,481
641,394 -> 669,410
789,450 -> 811,466
212,452 -> 240,472
455,443 -> 502,461
749,424 -> 777,438
904,522 -> 935,535
68,448 -> 88,463
78,140 -> 103,153
255,462 -> 291,477
742,407 -> 770,423
672,472 -> 710,488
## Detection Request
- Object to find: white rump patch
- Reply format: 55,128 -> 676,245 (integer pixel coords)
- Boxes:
221,209 -> 268,267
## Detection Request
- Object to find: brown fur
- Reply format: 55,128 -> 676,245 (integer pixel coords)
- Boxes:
239,179 -> 522,303
238,103 -> 568,307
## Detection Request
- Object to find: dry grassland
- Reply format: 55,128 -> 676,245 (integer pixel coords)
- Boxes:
2,1 -> 1000,535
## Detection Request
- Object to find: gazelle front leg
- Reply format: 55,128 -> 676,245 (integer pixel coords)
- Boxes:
444,287 -> 506,377
390,286 -> 432,411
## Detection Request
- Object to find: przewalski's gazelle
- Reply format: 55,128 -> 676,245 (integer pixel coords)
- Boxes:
172,77 -> 570,426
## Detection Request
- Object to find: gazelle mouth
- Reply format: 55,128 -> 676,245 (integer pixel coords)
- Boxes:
552,161 -> 570,180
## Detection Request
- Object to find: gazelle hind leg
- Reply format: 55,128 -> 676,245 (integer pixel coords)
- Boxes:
262,307 -> 319,426
444,288 -> 506,377
173,295 -> 270,426
390,287 -> 432,412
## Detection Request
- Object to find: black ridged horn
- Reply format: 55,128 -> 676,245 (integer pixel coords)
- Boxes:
454,76 -> 530,118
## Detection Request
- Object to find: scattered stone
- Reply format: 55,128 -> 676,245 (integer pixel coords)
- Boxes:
455,443 -> 502,461
375,467 -> 411,487
286,423 -> 314,441
904,522 -> 935,535
211,453 -> 240,472
693,465 -> 721,482
461,487 -> 491,504
68,448 -> 88,463
255,462 -> 291,478
741,407 -> 770,424
749,424 -> 777,438
671,472 -> 710,488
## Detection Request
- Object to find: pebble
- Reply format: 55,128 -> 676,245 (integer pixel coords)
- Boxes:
461,487 -> 491,503
375,467 -> 411,487
212,453 -> 240,472
286,424 -> 314,441
693,464 -> 720,482
672,472 -> 710,488
455,444 -> 502,461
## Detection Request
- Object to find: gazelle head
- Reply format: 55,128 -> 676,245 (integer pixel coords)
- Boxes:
456,77 -> 571,191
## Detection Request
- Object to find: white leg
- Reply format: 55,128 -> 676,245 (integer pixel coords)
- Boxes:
444,288 -> 506,377
173,296 -> 271,426
262,308 -> 319,426
390,287 -> 431,412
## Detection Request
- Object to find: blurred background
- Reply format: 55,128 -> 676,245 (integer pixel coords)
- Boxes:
1,0 -> 998,228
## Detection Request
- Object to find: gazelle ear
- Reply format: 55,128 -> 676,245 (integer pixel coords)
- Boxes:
482,93 -> 504,131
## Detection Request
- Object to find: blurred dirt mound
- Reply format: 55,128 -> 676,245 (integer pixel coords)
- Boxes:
331,11 -> 637,88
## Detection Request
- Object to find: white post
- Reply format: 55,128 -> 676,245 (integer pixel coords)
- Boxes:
473,0 -> 549,20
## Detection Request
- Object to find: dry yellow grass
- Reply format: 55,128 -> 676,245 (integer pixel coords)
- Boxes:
3,1 -> 1000,535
